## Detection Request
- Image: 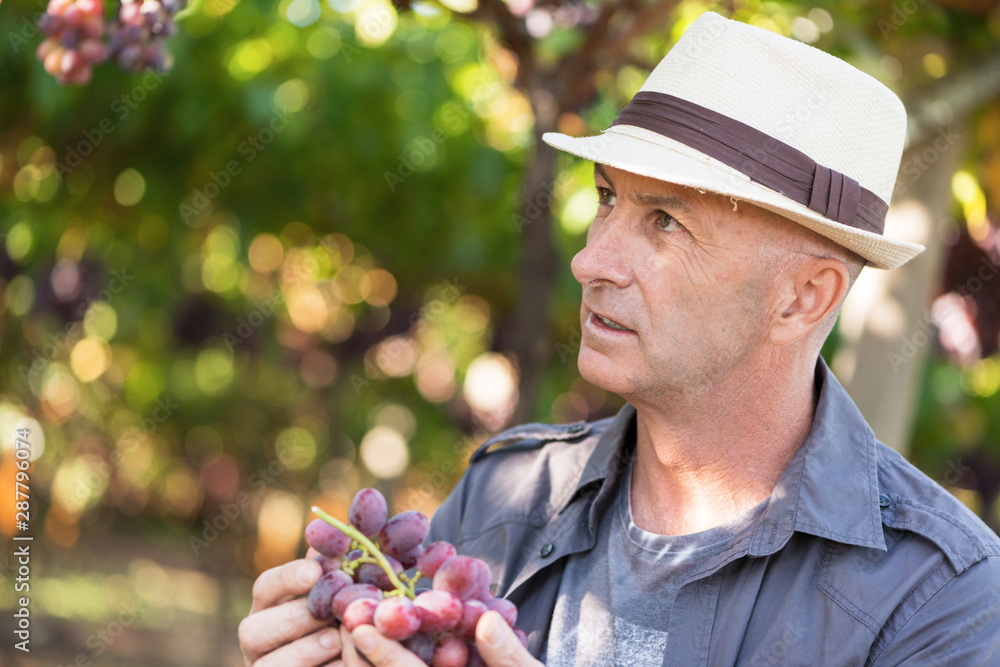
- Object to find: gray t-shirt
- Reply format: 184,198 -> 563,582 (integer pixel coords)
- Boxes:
543,452 -> 770,666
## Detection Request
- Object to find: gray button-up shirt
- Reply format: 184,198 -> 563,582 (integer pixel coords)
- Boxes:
426,357 -> 1000,665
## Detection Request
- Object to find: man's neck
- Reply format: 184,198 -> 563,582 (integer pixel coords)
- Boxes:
626,352 -> 819,536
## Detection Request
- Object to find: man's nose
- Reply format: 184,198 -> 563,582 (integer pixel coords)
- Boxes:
570,210 -> 634,288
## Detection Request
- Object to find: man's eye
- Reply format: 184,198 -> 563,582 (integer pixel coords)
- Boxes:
656,212 -> 684,232
597,188 -> 615,206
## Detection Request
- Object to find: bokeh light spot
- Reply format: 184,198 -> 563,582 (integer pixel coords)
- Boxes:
114,168 -> 146,206
6,221 -> 34,263
70,337 -> 112,382
195,348 -> 234,396
359,425 -> 409,478
276,426 -> 318,470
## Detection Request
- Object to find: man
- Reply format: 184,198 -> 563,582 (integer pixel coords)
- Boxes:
239,12 -> 1000,666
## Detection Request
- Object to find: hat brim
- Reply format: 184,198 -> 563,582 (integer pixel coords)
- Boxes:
543,126 -> 924,270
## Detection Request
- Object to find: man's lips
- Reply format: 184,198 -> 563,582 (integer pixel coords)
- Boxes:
586,306 -> 635,333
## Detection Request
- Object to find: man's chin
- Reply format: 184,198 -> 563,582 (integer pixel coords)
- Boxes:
577,347 -> 635,395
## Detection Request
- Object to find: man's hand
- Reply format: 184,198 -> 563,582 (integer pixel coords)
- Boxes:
239,548 -> 343,666
341,610 -> 543,667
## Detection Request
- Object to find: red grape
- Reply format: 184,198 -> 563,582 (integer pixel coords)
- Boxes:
453,599 -> 488,640
432,633 -> 469,667
434,556 -> 482,600
307,570 -> 353,620
36,0 -> 108,85
305,518 -> 352,558
485,598 -> 517,627
374,597 -> 421,641
395,544 -> 425,570
303,491 -> 521,667
349,488 -> 388,537
107,0 -> 182,74
315,554 -> 340,575
473,559 -> 492,598
357,556 -> 403,591
402,633 -> 436,663
342,597 -> 379,631
414,590 -> 462,634
379,511 -> 429,555
467,645 -> 486,667
332,583 -> 382,620
418,542 -> 457,578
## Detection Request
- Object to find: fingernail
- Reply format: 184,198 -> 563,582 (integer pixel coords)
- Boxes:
482,611 -> 507,649
353,627 -> 376,652
319,628 -> 339,650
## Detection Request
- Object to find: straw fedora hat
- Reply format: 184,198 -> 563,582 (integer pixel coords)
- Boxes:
543,12 -> 925,270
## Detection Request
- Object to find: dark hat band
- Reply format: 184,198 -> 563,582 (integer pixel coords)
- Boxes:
610,91 -> 887,235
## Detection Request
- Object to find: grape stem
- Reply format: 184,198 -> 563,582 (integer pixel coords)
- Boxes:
311,506 -> 411,598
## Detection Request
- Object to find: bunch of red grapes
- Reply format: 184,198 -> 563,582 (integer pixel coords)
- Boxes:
36,0 -> 184,84
108,0 -> 180,74
37,0 -> 108,84
307,488 -> 527,666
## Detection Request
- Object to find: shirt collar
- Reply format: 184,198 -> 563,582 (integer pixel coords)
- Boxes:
567,356 -> 887,553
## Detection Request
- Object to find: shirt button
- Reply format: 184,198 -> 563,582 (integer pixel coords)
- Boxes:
567,424 -> 585,434
539,543 -> 555,557
879,494 -> 890,509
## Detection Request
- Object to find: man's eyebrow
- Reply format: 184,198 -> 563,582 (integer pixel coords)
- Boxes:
633,192 -> 696,217
594,163 -> 696,216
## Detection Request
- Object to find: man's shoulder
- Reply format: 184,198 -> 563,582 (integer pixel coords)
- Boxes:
467,414 -> 617,465
433,413 -> 617,544
874,441 -> 1000,574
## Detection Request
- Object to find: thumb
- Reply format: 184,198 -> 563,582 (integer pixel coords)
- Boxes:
348,625 -> 424,667
475,611 -> 540,667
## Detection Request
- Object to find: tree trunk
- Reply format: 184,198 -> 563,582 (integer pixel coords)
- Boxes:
835,124 -> 967,452
835,53 -> 1000,453
510,88 -> 561,426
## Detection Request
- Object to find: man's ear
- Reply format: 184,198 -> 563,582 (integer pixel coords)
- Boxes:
769,257 -> 849,347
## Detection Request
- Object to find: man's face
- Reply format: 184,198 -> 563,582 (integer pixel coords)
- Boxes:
571,163 -> 780,403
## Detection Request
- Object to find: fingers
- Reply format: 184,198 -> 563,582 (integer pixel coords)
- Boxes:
348,625 -> 425,667
240,598 -> 332,659
253,626 -> 342,667
339,624 -> 373,667
475,611 -> 543,667
251,558 -> 322,613
306,547 -> 321,560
